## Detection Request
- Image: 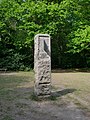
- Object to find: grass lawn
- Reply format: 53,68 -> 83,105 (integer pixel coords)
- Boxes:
52,71 -> 90,110
0,72 -> 34,100
0,71 -> 90,120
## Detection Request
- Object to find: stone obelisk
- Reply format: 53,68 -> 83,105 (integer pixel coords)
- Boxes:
34,34 -> 51,96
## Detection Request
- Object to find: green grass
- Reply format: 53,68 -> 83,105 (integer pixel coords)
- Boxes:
0,72 -> 34,88
0,71 -> 90,119
0,72 -> 34,100
0,72 -> 34,120
52,72 -> 90,110
1,115 -> 14,120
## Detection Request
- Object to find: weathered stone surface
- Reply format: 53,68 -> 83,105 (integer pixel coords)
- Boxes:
34,34 -> 51,96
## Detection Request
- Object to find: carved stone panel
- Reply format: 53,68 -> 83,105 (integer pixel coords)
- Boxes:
34,34 -> 51,96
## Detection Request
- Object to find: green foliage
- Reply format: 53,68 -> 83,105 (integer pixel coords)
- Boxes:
66,0 -> 90,67
2,115 -> 14,120
67,26 -> 90,53
0,0 -> 90,70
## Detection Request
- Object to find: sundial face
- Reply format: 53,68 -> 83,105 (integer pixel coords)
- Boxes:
39,36 -> 50,58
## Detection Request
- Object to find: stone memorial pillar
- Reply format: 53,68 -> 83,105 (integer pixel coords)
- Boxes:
34,34 -> 51,96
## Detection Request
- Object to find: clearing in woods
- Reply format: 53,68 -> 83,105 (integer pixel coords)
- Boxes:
0,70 -> 90,120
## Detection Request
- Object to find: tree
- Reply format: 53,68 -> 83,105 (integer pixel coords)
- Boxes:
66,0 -> 90,67
0,0 -> 68,69
0,0 -> 90,70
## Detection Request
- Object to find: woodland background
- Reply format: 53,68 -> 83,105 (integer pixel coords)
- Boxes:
0,0 -> 90,70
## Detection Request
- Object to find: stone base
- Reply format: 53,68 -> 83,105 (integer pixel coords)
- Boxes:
34,83 -> 51,96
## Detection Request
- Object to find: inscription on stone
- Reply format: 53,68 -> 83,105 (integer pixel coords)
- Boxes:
34,34 -> 51,96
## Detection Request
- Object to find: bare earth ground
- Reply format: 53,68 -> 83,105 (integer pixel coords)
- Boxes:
0,71 -> 90,120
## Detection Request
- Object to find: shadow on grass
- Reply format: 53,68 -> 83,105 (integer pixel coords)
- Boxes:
30,88 -> 76,101
51,88 -> 76,98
